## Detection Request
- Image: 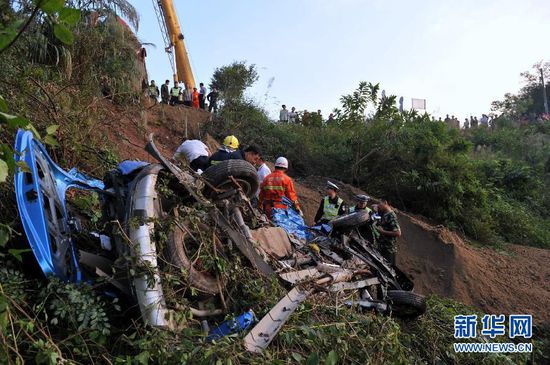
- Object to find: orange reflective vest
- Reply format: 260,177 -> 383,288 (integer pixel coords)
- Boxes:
259,170 -> 300,216
192,91 -> 200,108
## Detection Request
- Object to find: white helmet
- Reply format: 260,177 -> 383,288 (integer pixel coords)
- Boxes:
275,156 -> 289,169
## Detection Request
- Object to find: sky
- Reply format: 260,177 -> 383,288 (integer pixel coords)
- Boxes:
133,0 -> 550,121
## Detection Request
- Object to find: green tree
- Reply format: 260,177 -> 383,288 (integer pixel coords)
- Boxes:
492,61 -> 550,117
210,61 -> 259,104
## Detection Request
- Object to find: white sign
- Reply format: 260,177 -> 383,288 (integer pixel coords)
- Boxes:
412,98 -> 426,110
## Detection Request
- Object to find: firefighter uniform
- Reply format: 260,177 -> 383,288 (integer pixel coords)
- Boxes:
259,170 -> 300,219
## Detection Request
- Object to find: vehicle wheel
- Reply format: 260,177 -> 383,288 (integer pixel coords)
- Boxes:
165,222 -> 220,295
202,160 -> 259,199
330,211 -> 370,228
387,290 -> 426,318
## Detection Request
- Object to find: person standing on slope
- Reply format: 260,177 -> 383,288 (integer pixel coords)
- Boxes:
192,87 -> 200,108
161,80 -> 170,104
199,82 -> 207,109
314,181 -> 347,224
207,87 -> 219,113
375,198 -> 401,265
279,105 -> 289,123
169,82 -> 180,106
259,157 -> 302,219
148,80 -> 159,104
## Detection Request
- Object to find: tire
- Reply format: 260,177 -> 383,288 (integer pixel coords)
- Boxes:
166,222 -> 220,295
202,160 -> 259,199
387,290 -> 426,318
330,211 -> 370,228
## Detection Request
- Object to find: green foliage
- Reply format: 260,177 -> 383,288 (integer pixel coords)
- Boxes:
208,76 -> 549,248
38,279 -> 111,343
492,61 -> 550,117
210,61 -> 259,104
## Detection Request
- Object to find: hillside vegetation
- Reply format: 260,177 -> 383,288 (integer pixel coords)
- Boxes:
0,2 -> 548,364
208,64 -> 550,249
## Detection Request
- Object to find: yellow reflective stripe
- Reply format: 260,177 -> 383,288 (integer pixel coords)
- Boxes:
322,196 -> 343,220
263,185 -> 284,191
210,160 -> 222,165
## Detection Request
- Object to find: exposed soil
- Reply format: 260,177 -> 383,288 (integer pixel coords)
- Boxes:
293,177 -> 550,325
95,98 -> 212,162
97,100 -> 550,325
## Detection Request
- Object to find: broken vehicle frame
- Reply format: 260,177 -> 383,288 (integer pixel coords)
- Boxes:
14,129 -> 274,328
14,129 -> 424,353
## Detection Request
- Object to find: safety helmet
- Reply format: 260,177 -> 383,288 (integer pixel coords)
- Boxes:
355,194 -> 370,202
223,135 -> 239,149
326,181 -> 339,191
275,157 -> 289,169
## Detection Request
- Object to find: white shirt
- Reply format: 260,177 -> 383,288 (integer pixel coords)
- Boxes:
257,163 -> 271,182
173,140 -> 209,162
288,111 -> 297,123
256,163 -> 271,197
200,85 -> 207,95
279,109 -> 289,121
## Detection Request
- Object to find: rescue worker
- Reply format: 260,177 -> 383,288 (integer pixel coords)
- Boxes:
259,157 -> 302,219
160,80 -> 170,104
148,80 -> 159,103
314,181 -> 347,224
192,87 -> 200,108
375,198 -> 401,265
349,194 -> 372,213
173,139 -> 211,172
242,145 -> 262,166
169,82 -> 180,106
208,135 -> 243,165
350,195 -> 376,243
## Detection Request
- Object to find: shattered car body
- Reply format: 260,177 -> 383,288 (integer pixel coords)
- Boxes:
14,129 -> 425,353
14,130 -> 104,282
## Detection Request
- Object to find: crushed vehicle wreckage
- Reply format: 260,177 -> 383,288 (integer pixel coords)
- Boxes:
14,129 -> 426,353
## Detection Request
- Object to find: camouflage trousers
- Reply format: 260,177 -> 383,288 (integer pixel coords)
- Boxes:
378,240 -> 396,266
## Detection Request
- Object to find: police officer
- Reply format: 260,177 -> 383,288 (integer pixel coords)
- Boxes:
350,194 -> 372,213
148,80 -> 159,103
169,82 -> 180,106
375,198 -> 401,265
349,194 -> 378,243
314,181 -> 347,224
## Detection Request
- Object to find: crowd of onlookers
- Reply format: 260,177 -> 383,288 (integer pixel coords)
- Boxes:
437,114 -> 494,129
278,105 -> 335,126
436,112 -> 549,130
146,80 -> 219,113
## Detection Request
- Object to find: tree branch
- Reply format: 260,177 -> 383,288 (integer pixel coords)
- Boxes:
0,3 -> 42,55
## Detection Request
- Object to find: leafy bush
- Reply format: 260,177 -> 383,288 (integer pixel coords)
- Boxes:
207,75 -> 550,248
38,279 -> 112,343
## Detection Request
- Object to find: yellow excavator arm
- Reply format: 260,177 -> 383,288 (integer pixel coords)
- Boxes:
153,0 -> 195,88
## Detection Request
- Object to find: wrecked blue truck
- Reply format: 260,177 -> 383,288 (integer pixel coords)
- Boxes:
14,129 -> 425,352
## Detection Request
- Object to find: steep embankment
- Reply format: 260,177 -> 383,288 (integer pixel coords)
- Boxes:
295,177 -> 550,325
101,101 -> 550,325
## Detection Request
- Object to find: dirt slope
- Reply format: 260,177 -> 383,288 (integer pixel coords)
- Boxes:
99,101 -> 550,325
294,177 -> 550,325
97,99 -> 212,162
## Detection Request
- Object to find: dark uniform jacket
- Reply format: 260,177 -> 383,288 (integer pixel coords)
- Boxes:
208,148 -> 243,166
